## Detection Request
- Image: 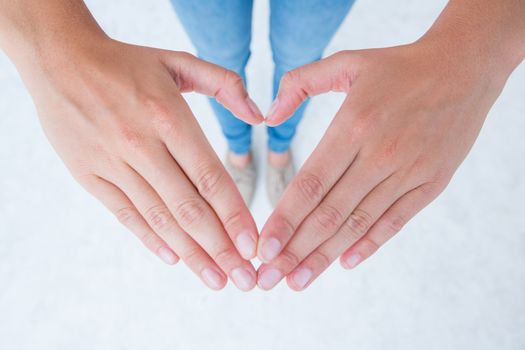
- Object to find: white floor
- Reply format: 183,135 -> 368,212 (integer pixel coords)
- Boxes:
1,1 -> 524,349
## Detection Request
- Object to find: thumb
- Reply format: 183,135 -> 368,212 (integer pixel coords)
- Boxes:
161,51 -> 264,125
265,51 -> 357,126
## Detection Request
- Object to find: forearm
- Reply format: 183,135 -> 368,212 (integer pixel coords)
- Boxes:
419,0 -> 525,75
0,0 -> 106,72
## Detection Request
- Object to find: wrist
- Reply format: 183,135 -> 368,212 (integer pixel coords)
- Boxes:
0,1 -> 109,80
11,31 -> 115,93
417,30 -> 521,83
416,0 -> 525,81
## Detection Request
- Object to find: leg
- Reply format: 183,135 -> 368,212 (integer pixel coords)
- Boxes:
268,0 -> 356,153
170,0 -> 254,155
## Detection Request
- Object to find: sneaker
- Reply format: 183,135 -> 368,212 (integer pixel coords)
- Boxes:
266,151 -> 296,208
224,153 -> 257,206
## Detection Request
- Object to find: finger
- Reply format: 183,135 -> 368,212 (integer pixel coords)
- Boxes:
257,101 -> 359,263
159,94 -> 259,259
257,160 -> 392,289
101,165 -> 231,290
266,51 -> 357,126
160,51 -> 263,125
340,182 -> 442,270
284,176 -> 413,291
78,174 -> 179,265
125,145 -> 257,291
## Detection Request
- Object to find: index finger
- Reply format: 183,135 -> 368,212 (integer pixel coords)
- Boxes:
159,93 -> 260,260
257,99 -> 360,262
125,140 -> 257,291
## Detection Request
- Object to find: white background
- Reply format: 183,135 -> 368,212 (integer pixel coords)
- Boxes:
1,0 -> 524,349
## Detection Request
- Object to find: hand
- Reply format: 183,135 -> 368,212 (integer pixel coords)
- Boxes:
25,37 -> 263,291
256,39 -> 515,291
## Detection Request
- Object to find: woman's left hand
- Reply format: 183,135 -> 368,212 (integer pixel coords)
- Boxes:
256,37 -> 516,290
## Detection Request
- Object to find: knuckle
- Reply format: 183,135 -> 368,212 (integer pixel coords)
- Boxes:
281,70 -> 309,100
296,172 -> 325,202
409,159 -> 450,187
195,166 -> 223,198
386,214 -> 406,235
143,98 -> 179,136
335,50 -> 354,62
312,203 -> 345,233
350,107 -> 382,137
279,249 -> 301,269
174,198 -> 206,228
281,71 -> 297,87
216,70 -> 245,100
342,50 -> 366,70
351,117 -> 373,139
380,139 -> 399,161
358,237 -> 380,256
309,250 -> 331,270
213,245 -> 238,264
224,70 -> 243,88
145,205 -> 175,233
344,209 -> 373,240
408,157 -> 428,178
222,210 -> 244,233
140,231 -> 160,250
142,96 -> 171,119
272,213 -> 297,238
170,53 -> 192,90
419,181 -> 446,199
369,154 -> 396,176
158,118 -> 181,141
117,126 -> 147,150
282,69 -> 302,87
176,51 -> 195,61
182,246 -> 203,266
331,51 -> 347,60
115,206 -> 139,226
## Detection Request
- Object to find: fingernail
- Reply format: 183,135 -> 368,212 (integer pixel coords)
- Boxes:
265,98 -> 279,123
230,267 -> 255,291
158,247 -> 178,265
236,231 -> 256,259
257,268 -> 282,290
246,97 -> 263,119
201,268 -> 224,290
292,267 -> 313,290
261,237 -> 282,262
344,253 -> 362,269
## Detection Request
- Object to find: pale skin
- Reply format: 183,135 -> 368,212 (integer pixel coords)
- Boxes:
256,0 -> 525,290
0,0 -> 264,291
1,0 -> 524,292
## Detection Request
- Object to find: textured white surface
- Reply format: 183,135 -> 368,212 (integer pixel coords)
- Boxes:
1,1 -> 524,349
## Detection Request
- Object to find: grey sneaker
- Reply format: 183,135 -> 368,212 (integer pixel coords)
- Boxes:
224,153 -> 257,206
266,152 -> 296,208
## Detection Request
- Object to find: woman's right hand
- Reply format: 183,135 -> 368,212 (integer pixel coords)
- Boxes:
21,36 -> 263,291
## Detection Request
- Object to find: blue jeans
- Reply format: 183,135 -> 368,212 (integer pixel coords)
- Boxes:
170,0 -> 355,155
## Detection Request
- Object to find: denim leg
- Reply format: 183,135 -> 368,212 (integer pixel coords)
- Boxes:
170,0 -> 254,155
268,0 -> 356,153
